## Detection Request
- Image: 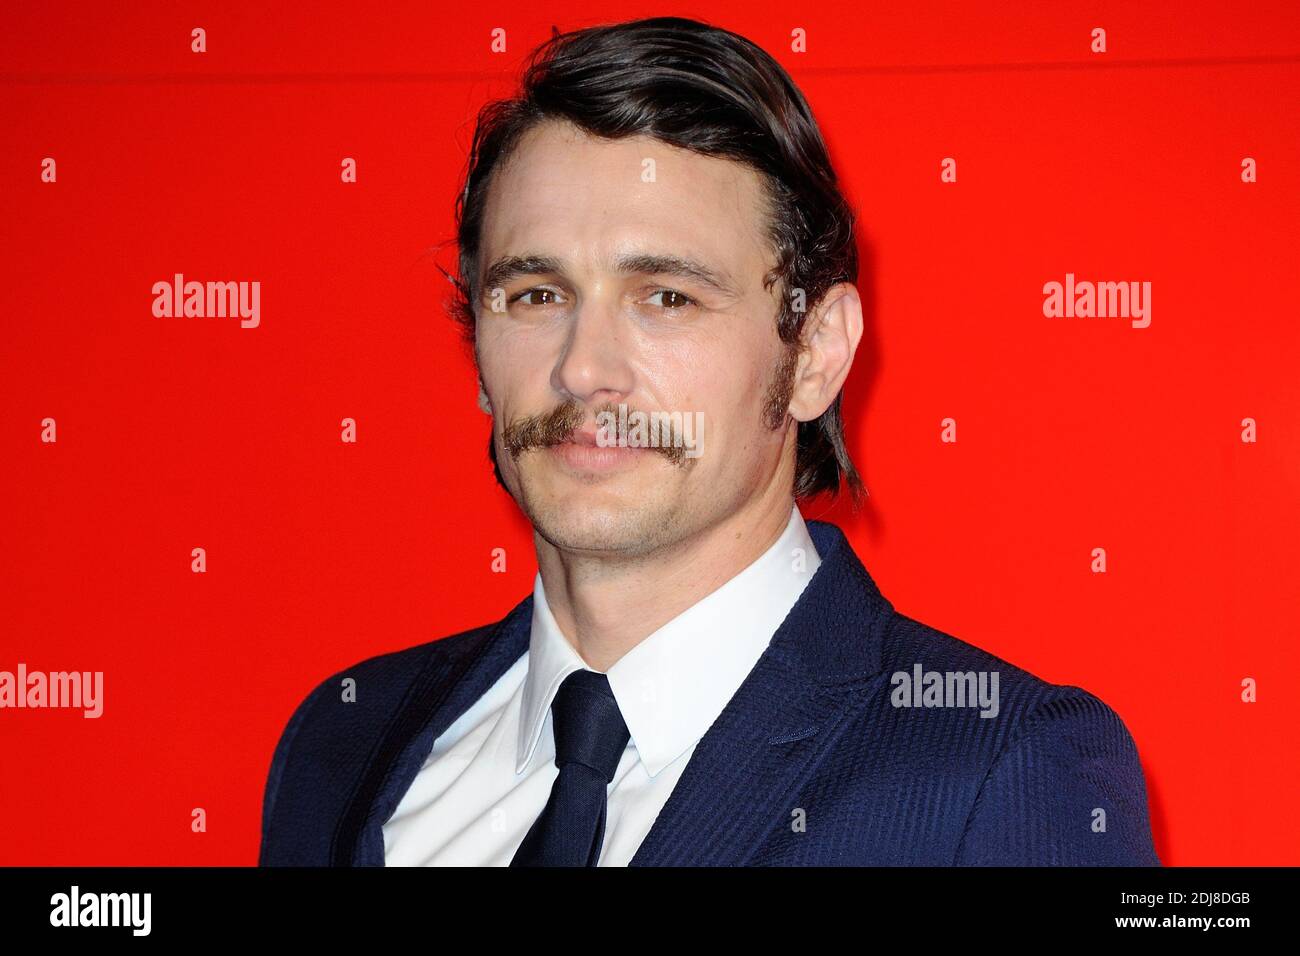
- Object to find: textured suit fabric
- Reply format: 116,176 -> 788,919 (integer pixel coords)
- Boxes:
258,519 -> 1161,866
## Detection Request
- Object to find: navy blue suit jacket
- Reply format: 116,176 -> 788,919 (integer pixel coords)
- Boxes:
259,519 -> 1161,866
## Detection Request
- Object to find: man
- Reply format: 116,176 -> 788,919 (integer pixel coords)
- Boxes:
258,16 -> 1160,866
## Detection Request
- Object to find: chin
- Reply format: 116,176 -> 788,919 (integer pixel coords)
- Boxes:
511,451 -> 705,553
538,506 -> 648,553
527,491 -> 682,556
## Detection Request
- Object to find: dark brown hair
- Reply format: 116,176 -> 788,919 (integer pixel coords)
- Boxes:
446,15 -> 863,501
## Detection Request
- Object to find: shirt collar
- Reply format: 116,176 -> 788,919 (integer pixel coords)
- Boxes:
517,503 -> 822,777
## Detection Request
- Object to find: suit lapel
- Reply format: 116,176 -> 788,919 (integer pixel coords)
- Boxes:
626,648 -> 875,865
629,519 -> 893,865
336,595 -> 534,866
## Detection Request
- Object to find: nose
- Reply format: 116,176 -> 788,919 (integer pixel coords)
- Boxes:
551,293 -> 635,410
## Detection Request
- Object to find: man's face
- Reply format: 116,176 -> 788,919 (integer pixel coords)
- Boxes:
474,119 -> 794,557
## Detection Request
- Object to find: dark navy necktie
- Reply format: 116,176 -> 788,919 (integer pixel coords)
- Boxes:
511,668 -> 630,867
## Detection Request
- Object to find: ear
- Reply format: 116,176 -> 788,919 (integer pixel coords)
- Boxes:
477,378 -> 493,415
787,282 -> 864,423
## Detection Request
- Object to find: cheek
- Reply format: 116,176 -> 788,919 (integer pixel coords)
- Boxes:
477,329 -> 552,405
686,380 -> 765,456
644,338 -> 772,434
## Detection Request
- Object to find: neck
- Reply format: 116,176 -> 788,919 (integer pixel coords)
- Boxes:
534,490 -> 796,672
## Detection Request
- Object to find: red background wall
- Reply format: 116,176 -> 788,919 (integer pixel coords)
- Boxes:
2,0 -> 1297,865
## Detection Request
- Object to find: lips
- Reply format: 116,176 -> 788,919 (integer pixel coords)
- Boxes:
547,434 -> 649,475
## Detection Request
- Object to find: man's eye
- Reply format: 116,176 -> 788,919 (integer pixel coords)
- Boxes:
511,288 -> 565,307
648,289 -> 696,310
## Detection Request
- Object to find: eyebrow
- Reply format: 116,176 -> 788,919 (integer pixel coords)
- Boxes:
479,252 -> 741,299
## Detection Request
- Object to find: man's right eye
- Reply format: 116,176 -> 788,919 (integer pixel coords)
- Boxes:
511,288 -> 565,307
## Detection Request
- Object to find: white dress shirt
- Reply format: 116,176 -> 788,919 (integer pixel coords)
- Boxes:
382,504 -> 822,866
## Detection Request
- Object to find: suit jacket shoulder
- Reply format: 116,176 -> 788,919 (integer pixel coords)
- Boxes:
258,620 -> 501,866
767,607 -> 1161,865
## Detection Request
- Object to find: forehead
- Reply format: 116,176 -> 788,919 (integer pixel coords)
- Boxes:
478,119 -> 774,282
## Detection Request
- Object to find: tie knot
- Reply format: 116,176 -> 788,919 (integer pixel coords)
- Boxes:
550,669 -> 630,783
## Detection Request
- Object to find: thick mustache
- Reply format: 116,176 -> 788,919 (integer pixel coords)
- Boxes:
502,399 -> 587,459
501,399 -> 688,465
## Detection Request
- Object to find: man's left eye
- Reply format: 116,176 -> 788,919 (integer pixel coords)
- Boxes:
648,289 -> 696,310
